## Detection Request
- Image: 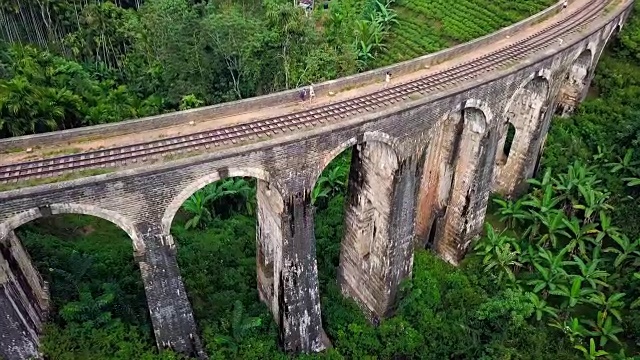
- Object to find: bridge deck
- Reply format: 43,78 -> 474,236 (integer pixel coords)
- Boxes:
0,0 -> 614,186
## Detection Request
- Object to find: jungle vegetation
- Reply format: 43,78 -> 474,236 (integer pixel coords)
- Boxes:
2,0 -> 640,359
0,0 -> 552,138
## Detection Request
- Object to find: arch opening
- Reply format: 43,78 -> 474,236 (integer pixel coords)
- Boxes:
312,135 -> 403,324
494,76 -> 550,197
556,49 -> 593,116
500,122 -> 516,164
1,212 -> 154,358
165,171 -> 285,351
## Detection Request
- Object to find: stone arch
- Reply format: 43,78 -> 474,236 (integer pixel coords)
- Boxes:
161,167 -> 274,232
159,166 -> 289,336
494,74 -> 550,196
313,131 -> 398,187
416,99 -> 491,252
556,48 -> 594,116
430,101 -> 494,265
0,203 -> 143,252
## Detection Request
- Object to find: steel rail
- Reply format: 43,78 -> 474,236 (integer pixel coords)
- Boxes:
0,0 -> 611,183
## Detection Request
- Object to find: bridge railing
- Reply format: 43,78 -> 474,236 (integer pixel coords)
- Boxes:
0,0 -> 569,152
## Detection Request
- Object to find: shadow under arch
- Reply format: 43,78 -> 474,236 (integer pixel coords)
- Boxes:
494,73 -> 551,197
1,203 -> 142,252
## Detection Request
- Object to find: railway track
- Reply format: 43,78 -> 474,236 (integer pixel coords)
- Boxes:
0,0 -> 614,184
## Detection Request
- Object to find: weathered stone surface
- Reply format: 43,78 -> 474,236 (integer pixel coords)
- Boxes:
134,222 -> 204,358
339,141 -> 418,319
493,72 -> 551,197
278,193 -> 324,353
0,3 -> 631,357
0,231 -> 48,360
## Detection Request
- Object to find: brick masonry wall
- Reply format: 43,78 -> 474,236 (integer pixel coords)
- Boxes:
0,0 -> 568,152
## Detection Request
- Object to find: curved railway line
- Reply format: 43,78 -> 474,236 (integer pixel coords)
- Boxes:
0,0 -> 616,184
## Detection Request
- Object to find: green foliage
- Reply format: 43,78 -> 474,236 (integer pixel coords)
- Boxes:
0,0 -> 548,138
476,160 -> 640,357
374,0 -> 554,66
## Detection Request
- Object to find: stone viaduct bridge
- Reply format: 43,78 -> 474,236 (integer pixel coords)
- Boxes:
0,0 -> 634,358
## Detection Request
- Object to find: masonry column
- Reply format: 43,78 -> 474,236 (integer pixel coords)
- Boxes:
256,180 -> 282,320
415,119 -> 462,248
434,107 -> 496,265
494,76 -> 550,197
134,223 -> 203,358
339,141 -> 419,320
274,190 -> 325,353
0,230 -> 49,360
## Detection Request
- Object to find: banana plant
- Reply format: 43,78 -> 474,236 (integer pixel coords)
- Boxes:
567,256 -> 609,290
582,311 -> 623,347
632,273 -> 640,309
549,317 -> 588,344
586,292 -> 626,322
527,247 -> 569,297
603,233 -> 640,270
492,197 -> 529,229
562,217 -> 598,257
549,278 -> 595,309
534,210 -> 569,249
574,338 -> 609,360
481,242 -> 522,285
593,211 -> 620,247
527,292 -> 558,321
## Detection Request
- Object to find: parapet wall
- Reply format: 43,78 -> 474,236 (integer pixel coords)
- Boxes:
0,0 -> 567,152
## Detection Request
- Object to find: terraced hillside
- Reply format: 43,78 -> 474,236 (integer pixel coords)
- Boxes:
376,0 -> 557,65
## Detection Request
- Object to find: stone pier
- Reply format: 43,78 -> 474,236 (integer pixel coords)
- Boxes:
0,231 -> 49,360
338,141 -> 418,319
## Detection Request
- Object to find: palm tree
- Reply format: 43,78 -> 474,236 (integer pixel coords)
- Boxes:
222,178 -> 256,215
182,190 -> 213,230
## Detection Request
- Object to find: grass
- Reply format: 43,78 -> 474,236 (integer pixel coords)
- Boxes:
41,147 -> 83,157
0,146 -> 24,154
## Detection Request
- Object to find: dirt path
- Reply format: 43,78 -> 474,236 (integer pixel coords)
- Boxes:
0,0 -> 591,165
